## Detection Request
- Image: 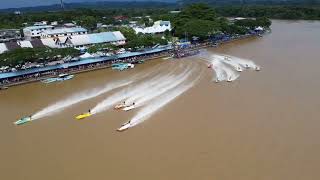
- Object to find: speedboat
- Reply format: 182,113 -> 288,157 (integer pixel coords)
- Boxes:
117,121 -> 131,132
237,66 -> 243,72
227,77 -> 233,82
14,116 -> 32,125
114,103 -> 126,110
0,86 -> 8,90
57,74 -> 74,81
245,64 -> 250,69
75,112 -> 92,120
122,105 -> 135,111
215,78 -> 220,83
255,66 -> 261,71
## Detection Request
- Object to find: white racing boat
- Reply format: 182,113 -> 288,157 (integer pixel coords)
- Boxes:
117,121 -> 131,132
122,104 -> 135,111
114,102 -> 127,110
255,66 -> 261,71
227,76 -> 233,82
236,66 -> 243,72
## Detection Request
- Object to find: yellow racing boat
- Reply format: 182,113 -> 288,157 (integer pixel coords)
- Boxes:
76,111 -> 92,120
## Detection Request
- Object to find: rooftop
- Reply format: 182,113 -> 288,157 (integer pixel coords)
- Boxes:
24,25 -> 54,31
43,27 -> 87,35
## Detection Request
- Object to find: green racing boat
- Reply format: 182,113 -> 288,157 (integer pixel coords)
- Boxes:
14,116 -> 32,125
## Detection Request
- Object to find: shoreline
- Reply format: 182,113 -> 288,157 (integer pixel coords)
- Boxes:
0,54 -> 169,88
0,33 -> 261,88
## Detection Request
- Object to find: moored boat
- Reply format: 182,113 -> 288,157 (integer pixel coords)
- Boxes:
0,86 -> 8,90
41,78 -> 58,84
42,74 -> 74,84
57,74 -> 74,81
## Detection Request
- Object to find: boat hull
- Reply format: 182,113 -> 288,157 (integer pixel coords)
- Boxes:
14,117 -> 32,125
76,113 -> 92,120
122,105 -> 135,111
117,123 -> 131,132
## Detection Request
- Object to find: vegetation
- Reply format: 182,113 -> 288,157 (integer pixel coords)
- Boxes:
0,47 -> 79,67
172,3 -> 271,40
0,8 -> 171,29
180,0 -> 320,6
215,6 -> 320,20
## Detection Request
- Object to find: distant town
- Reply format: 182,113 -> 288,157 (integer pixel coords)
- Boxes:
0,3 -> 271,87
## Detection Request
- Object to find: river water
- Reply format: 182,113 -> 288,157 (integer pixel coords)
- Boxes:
1,20 -> 320,180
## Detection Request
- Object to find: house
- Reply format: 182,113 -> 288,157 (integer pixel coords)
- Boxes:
34,21 -> 48,26
0,29 -> 22,42
23,25 -> 55,40
64,23 -> 77,28
113,16 -> 128,22
40,27 -> 88,38
133,20 -> 171,34
0,43 -> 8,54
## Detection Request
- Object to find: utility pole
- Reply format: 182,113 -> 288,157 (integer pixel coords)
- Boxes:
60,0 -> 65,11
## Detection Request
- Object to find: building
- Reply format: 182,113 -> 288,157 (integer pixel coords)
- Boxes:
170,11 -> 181,14
34,21 -> 48,26
51,21 -> 58,26
0,31 -> 126,54
133,20 -> 171,34
40,27 -> 88,38
23,25 -> 55,40
64,23 -> 77,28
0,29 -> 22,42
14,11 -> 21,15
41,31 -> 126,49
0,43 -> 8,54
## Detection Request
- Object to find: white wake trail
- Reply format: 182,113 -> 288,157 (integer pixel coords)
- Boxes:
31,62 -> 172,120
218,61 -> 240,81
32,80 -> 132,120
127,66 -> 194,107
211,54 -> 243,72
90,71 -> 178,114
227,55 -> 258,69
129,74 -> 200,127
210,60 -> 228,81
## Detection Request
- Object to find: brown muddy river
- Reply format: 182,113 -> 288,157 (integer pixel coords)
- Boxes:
1,20 -> 320,180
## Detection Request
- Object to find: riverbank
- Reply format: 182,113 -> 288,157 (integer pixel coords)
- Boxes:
0,53 -> 169,88
0,32 -> 263,88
